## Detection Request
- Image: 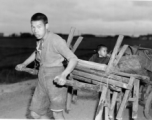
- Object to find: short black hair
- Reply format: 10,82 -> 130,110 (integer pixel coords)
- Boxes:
96,44 -> 107,52
31,13 -> 48,24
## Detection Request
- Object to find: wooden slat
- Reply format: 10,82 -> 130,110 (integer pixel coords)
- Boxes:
132,79 -> 140,119
67,27 -> 75,47
109,92 -> 118,119
72,36 -> 83,52
75,65 -> 129,84
128,98 -> 136,102
71,36 -> 83,103
106,35 -> 124,73
73,75 -> 121,91
116,89 -> 130,120
66,27 -> 76,113
112,71 -> 150,82
145,85 -> 152,98
78,59 -> 107,71
64,79 -> 103,92
116,77 -> 135,120
113,44 -> 128,66
116,89 -> 123,112
16,67 -> 38,75
95,86 -> 108,120
105,106 -> 110,120
72,70 -> 129,89
105,89 -> 111,120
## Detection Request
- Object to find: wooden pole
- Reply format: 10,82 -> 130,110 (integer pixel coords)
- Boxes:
72,70 -> 129,89
116,89 -> 123,112
63,79 -> 103,92
15,67 -> 38,75
67,27 -> 75,47
72,36 -> 83,52
95,86 -> 108,120
70,36 -> 83,103
116,77 -> 135,120
109,92 -> 118,119
112,71 -> 150,82
104,34 -> 124,120
73,75 -> 121,92
132,79 -> 139,119
105,89 -> 110,120
106,35 -> 124,73
75,65 -> 129,84
66,27 -> 76,113
113,45 -> 128,66
78,59 -> 107,71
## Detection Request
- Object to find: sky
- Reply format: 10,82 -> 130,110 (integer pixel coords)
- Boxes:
1,0 -> 152,36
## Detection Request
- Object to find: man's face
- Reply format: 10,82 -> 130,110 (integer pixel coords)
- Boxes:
98,47 -> 108,57
31,20 -> 48,39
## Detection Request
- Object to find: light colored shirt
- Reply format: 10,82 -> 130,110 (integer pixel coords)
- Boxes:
36,32 -> 77,67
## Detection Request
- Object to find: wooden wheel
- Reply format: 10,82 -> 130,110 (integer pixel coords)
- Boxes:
144,91 -> 152,120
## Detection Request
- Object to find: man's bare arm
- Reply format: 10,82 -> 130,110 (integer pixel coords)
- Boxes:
16,51 -> 36,70
22,51 -> 36,66
54,58 -> 78,85
61,58 -> 78,78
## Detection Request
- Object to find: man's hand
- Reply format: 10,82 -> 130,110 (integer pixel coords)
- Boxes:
54,75 -> 67,86
15,63 -> 26,71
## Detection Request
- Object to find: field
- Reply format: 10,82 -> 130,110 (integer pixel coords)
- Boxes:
0,35 -> 152,83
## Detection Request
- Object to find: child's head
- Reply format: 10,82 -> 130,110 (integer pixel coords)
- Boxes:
97,44 -> 108,57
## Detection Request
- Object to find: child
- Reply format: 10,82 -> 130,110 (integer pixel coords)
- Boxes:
89,44 -> 110,65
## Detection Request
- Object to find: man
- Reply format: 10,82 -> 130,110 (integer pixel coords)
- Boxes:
16,13 -> 78,120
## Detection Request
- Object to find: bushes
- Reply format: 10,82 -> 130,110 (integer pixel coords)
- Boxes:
0,67 -> 37,84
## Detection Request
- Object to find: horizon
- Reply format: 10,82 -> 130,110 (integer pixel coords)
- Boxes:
2,32 -> 152,38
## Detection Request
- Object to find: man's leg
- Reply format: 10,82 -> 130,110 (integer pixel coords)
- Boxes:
48,83 -> 67,120
44,67 -> 67,120
29,81 -> 50,119
52,111 -> 65,120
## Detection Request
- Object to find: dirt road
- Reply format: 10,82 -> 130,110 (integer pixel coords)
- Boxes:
0,79 -> 149,120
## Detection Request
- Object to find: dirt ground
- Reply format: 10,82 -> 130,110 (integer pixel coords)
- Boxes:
0,79 -> 149,120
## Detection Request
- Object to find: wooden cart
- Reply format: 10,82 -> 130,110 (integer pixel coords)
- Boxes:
63,33 -> 152,120
16,28 -> 152,120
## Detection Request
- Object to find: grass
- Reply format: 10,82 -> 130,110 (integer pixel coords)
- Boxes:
1,36 -> 152,84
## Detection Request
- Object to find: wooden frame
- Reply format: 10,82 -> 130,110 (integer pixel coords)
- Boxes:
62,32 -> 150,120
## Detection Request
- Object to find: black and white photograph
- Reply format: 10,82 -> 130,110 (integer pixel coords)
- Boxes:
0,0 -> 152,120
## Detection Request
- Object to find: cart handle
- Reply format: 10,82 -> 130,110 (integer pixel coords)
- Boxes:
15,67 -> 38,75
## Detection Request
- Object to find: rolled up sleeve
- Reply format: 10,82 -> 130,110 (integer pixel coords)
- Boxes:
54,37 -> 78,61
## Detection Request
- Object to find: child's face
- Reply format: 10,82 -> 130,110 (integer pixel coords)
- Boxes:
98,47 -> 108,57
